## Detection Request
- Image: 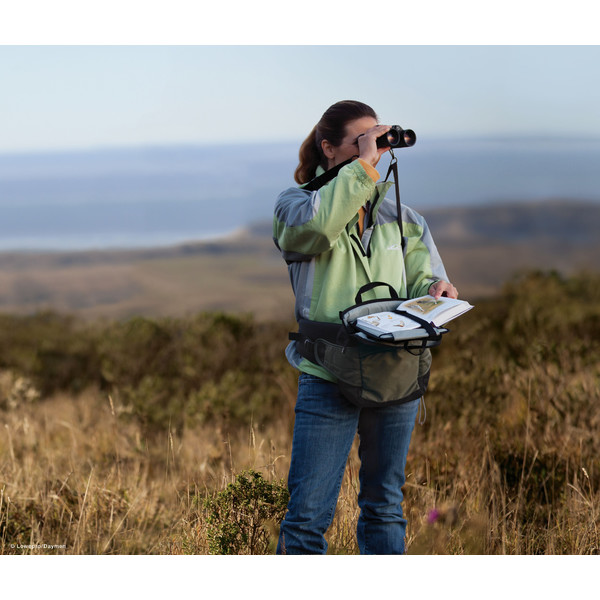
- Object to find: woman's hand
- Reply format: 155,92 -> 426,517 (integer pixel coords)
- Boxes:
357,124 -> 391,167
428,280 -> 459,300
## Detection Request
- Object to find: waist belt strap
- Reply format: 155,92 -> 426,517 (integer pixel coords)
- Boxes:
289,319 -> 347,364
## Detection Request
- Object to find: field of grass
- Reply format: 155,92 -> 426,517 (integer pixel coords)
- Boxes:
0,271 -> 599,556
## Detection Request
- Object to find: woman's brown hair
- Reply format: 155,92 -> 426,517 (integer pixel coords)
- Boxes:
294,100 -> 379,184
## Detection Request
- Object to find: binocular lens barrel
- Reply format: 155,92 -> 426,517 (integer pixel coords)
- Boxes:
376,126 -> 417,149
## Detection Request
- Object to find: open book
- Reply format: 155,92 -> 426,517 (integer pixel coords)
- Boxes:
355,295 -> 473,339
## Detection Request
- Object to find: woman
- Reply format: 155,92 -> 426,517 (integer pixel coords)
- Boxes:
273,100 -> 457,555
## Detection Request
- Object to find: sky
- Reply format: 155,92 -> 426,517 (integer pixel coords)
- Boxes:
1,1 -> 599,154
1,45 -> 599,154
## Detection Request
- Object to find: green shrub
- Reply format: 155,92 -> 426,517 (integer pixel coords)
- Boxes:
0,310 -> 295,431
0,312 -> 102,395
203,470 -> 289,555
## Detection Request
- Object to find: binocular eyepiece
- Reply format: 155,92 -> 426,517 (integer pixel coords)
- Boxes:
376,125 -> 417,149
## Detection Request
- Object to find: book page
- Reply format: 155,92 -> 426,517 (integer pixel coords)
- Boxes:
402,297 -> 445,316
357,311 -> 421,333
399,295 -> 473,326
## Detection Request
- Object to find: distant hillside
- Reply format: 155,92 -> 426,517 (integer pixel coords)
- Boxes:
421,199 -> 600,244
419,199 -> 600,297
0,199 -> 598,320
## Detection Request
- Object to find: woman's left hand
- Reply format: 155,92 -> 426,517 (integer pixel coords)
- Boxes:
357,124 -> 391,168
428,280 -> 459,299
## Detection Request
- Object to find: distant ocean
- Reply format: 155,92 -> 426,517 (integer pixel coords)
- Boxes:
1,137 -> 599,251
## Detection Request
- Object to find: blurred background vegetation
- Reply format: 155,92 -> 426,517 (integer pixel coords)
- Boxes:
0,270 -> 598,554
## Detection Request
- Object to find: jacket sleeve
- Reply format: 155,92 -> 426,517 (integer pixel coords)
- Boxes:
273,160 -> 378,262
403,209 -> 450,298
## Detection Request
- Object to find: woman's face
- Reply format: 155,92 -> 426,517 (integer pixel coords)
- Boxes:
322,116 -> 378,170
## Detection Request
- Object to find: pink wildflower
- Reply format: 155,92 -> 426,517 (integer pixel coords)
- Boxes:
427,509 -> 440,524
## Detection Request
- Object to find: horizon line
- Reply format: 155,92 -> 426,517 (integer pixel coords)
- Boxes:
3,133 -> 600,158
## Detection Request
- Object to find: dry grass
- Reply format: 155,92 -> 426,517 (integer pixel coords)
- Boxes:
0,389 -> 293,555
1,365 -> 597,556
1,271 -> 599,555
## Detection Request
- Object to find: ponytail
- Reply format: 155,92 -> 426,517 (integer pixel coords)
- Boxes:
293,100 -> 378,185
294,126 -> 321,184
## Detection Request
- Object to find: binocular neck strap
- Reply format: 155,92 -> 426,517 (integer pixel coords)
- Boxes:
384,151 -> 405,251
302,158 -> 354,192
303,153 -> 405,252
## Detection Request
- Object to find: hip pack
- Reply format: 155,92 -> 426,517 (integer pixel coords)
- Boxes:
290,282 -> 448,408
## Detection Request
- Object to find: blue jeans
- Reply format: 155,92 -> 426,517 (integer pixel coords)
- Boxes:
277,373 -> 420,555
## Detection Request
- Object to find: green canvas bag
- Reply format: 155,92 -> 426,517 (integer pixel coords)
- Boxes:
290,282 -> 448,408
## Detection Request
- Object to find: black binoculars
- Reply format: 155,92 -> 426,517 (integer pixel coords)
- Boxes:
376,125 -> 417,149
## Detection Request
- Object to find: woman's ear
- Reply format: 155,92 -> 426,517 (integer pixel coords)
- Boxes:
321,139 -> 335,160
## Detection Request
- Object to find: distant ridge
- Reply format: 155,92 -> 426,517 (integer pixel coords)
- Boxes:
1,199 -> 598,319
420,198 -> 600,244
418,199 -> 600,298
246,198 -> 600,246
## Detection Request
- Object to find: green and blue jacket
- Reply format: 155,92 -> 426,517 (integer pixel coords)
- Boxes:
273,158 -> 449,382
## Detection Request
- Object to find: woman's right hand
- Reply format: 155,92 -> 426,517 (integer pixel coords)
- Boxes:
357,124 -> 392,167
